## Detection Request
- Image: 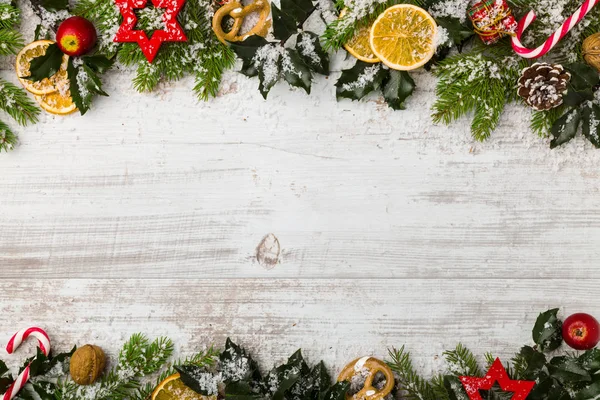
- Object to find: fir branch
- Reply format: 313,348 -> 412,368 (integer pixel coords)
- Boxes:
0,78 -> 40,126
0,28 -> 23,56
129,346 -> 219,400
194,46 -> 236,100
443,344 -> 481,377
387,347 -> 438,400
0,121 -> 18,152
530,106 -> 565,137
0,4 -> 20,29
56,334 -> 174,400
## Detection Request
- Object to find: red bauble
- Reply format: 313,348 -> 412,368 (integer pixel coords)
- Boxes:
562,313 -> 600,350
56,16 -> 97,56
460,358 -> 535,400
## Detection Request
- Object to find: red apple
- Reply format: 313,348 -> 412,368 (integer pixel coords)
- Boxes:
56,16 -> 97,56
562,313 -> 600,350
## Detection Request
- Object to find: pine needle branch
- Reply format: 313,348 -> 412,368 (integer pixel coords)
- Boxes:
530,106 -> 565,137
0,28 -> 24,56
0,121 -> 18,152
387,347 -> 439,400
443,343 -> 481,377
0,79 -> 40,126
55,334 -> 174,400
0,4 -> 20,29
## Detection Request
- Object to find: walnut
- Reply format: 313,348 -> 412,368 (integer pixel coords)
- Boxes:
69,344 -> 106,385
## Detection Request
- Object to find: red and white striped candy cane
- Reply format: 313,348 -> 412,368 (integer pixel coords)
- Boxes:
2,327 -> 51,400
512,0 -> 600,58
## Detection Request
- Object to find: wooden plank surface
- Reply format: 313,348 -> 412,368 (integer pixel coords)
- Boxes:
0,279 -> 583,374
1,68 -> 600,278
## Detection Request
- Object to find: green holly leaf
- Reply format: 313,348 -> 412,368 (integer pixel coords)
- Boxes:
224,381 -> 263,400
310,361 -> 332,400
579,349 -> 600,372
282,49 -> 312,94
220,338 -> 262,384
563,84 -> 594,107
229,36 -> 270,60
382,70 -> 415,110
567,63 -> 600,91
581,101 -> 600,148
272,4 -> 298,42
174,365 -> 218,396
575,375 -> 600,400
296,31 -> 329,76
550,109 -> 582,149
26,43 -> 63,82
230,37 -> 277,92
265,350 -> 304,400
548,356 -> 591,385
528,374 -> 569,400
240,58 -> 259,78
31,382 -> 55,400
27,346 -> 75,377
322,381 -> 349,400
435,17 -> 475,47
67,60 -> 109,116
81,55 -> 114,74
336,61 -> 387,101
514,346 -> 546,380
532,309 -> 563,351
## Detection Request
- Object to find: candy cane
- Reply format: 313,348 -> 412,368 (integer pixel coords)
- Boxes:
2,328 -> 51,400
512,0 -> 600,58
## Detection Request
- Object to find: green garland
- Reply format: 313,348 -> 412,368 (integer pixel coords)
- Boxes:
6,0 -> 600,151
0,1 -> 39,152
1,308 -> 600,400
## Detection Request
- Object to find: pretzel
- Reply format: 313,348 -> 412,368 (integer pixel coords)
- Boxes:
337,357 -> 395,400
212,0 -> 271,44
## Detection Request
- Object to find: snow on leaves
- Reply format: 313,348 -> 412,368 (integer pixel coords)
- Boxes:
229,2 -> 329,100
67,55 -> 114,115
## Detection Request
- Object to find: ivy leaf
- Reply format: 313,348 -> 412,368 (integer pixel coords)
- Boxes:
68,59 -> 109,116
435,17 -> 474,47
282,49 -> 312,94
567,63 -> 600,91
382,70 -> 415,110
296,31 -> 329,76
581,102 -> 600,148
336,61 -> 387,101
532,309 -> 563,351
322,381 -> 349,400
550,109 -> 582,149
548,356 -> 591,385
26,43 -> 63,82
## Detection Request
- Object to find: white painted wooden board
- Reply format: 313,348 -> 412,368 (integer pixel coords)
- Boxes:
2,45 -> 600,376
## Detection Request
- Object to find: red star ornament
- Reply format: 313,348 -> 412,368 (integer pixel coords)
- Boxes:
460,358 -> 535,400
113,0 -> 187,62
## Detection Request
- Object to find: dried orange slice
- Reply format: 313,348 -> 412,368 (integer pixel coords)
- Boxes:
340,9 -> 379,63
35,90 -> 77,115
369,5 -> 437,71
152,373 -> 214,400
16,40 -> 70,95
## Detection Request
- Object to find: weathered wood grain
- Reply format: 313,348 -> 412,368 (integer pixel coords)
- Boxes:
1,67 -> 600,277
0,279 -> 582,375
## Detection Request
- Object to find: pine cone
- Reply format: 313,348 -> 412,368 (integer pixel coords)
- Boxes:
517,63 -> 571,111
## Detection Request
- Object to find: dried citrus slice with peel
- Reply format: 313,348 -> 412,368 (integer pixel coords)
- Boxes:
152,373 -> 215,400
16,40 -> 70,95
35,91 -> 77,115
369,5 -> 437,71
340,9 -> 380,63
